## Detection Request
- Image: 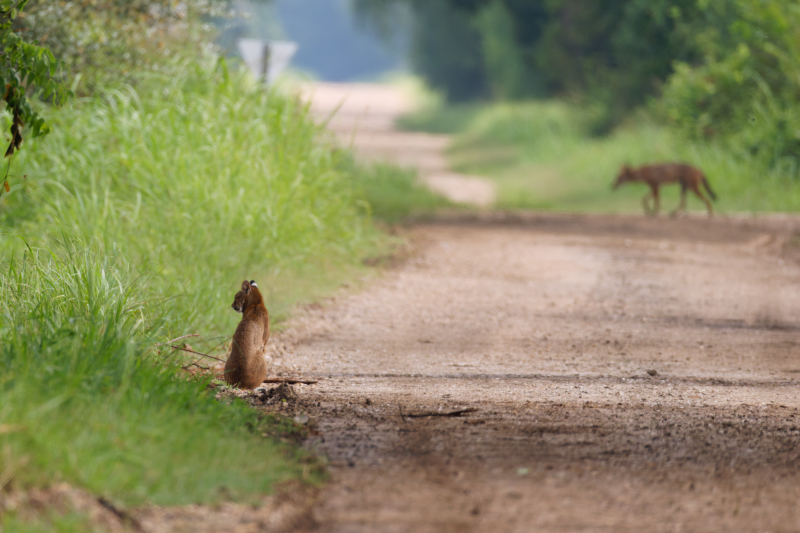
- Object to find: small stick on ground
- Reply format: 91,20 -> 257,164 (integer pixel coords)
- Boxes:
404,408 -> 479,418
398,404 -> 408,425
262,378 -> 319,385
97,497 -> 143,531
181,362 -> 209,371
170,345 -> 226,363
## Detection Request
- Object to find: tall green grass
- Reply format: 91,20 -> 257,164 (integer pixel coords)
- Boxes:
0,238 -> 312,506
401,99 -> 800,213
1,59 -> 381,340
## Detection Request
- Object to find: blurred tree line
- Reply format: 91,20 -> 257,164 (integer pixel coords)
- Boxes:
355,0 -> 800,166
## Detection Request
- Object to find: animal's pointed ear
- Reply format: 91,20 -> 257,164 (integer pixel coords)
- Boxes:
241,280 -> 251,293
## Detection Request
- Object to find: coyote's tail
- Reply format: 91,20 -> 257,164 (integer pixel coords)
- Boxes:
702,176 -> 717,201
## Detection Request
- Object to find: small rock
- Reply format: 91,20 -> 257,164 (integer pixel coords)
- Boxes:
646,369 -> 658,376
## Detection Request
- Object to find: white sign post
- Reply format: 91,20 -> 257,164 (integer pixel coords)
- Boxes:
237,39 -> 298,85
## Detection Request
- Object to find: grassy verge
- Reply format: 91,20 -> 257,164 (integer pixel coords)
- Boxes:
351,160 -> 454,223
0,240 -> 315,506
2,59 -> 381,337
399,99 -> 800,213
0,62 -> 446,514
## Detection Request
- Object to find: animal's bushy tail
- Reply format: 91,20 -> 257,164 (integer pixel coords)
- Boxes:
702,176 -> 717,201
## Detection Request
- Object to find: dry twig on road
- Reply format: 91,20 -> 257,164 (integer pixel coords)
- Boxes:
169,345 -> 226,363
181,362 -> 210,371
403,407 -> 479,418
262,378 -> 319,385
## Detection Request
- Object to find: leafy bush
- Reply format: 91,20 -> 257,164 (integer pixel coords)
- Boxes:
12,0 -> 229,92
466,101 -> 587,147
0,0 -> 70,163
660,0 -> 800,171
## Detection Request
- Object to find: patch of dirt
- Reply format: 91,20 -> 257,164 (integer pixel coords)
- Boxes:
265,214 -> 800,533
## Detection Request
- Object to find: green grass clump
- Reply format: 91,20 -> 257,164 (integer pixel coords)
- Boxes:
0,239 -> 314,506
350,160 -> 454,223
401,99 -> 800,213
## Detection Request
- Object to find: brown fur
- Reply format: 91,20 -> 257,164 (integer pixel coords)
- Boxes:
612,163 -> 717,216
224,280 -> 270,389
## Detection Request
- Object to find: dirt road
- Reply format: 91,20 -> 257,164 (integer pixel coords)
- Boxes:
275,84 -> 800,532
301,82 -> 495,207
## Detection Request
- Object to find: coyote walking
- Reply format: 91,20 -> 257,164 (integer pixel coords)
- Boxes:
612,163 -> 717,216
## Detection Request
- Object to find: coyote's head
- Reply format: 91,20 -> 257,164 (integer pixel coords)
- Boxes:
612,164 -> 634,189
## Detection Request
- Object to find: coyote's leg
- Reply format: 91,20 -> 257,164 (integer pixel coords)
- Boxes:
690,182 -> 714,216
651,185 -> 660,215
671,182 -> 688,217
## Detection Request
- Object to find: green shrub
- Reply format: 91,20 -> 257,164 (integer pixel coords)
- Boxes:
660,0 -> 800,171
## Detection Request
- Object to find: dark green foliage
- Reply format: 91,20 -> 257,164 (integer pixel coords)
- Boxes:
357,0 -> 800,172
534,0 -> 708,131
407,2 -> 488,101
12,0 -> 230,92
356,0 -> 709,115
0,0 -> 70,163
660,0 -> 800,171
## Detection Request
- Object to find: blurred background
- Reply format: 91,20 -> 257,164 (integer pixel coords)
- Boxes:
219,0 -> 800,212
7,0 -> 800,218
221,0 -> 410,81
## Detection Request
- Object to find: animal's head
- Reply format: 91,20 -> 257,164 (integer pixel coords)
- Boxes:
612,164 -> 633,190
231,280 -> 259,313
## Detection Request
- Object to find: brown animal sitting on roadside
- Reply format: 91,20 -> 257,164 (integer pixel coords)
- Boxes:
612,163 -> 717,216
224,280 -> 270,389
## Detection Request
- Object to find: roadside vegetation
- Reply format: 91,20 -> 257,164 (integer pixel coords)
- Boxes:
360,0 -> 800,214
0,0 -> 444,525
399,99 -> 799,213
